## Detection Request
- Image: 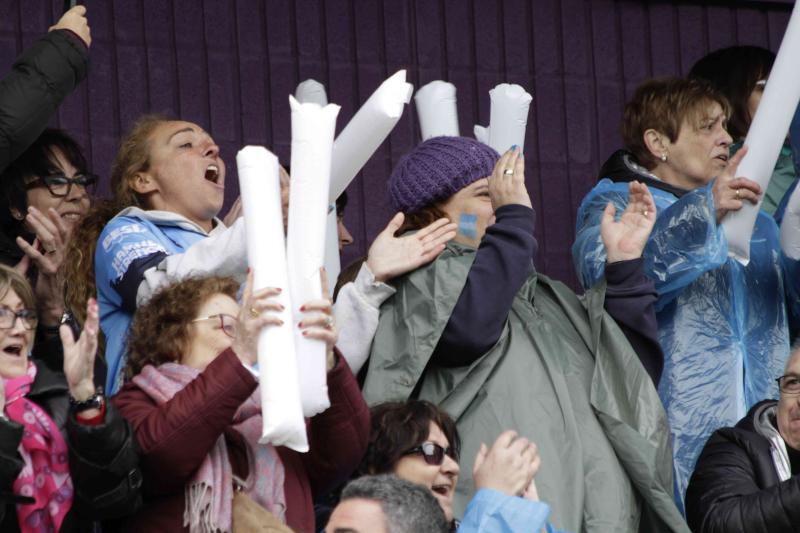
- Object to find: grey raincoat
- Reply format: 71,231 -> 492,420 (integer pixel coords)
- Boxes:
362,241 -> 688,533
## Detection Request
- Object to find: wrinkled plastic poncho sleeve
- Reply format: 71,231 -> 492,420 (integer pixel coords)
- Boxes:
364,241 -> 689,532
572,179 -> 727,310
458,489 -> 563,533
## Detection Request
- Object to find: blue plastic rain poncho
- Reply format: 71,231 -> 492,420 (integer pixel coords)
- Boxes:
572,151 -> 800,509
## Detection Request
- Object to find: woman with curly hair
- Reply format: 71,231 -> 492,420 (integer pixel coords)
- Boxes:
113,272 -> 369,533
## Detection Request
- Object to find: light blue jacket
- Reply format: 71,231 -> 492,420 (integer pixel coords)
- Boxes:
459,489 -> 566,533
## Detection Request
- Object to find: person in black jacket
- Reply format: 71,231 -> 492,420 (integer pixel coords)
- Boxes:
0,5 -> 90,175
685,346 -> 800,532
0,264 -> 140,532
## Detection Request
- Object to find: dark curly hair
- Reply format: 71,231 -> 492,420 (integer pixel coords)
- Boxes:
360,400 -> 461,476
125,275 -> 239,378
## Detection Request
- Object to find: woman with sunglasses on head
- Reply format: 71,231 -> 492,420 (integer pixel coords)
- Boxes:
360,400 -> 564,533
0,129 -> 97,373
0,264 -> 140,532
113,271 -> 369,533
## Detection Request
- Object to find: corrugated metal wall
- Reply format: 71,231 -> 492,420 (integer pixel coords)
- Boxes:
0,0 -> 793,286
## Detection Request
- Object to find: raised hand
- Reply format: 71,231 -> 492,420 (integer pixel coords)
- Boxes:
600,181 -> 657,263
712,146 -> 762,223
233,269 -> 284,367
298,268 -> 337,371
366,214 -> 457,283
16,207 -> 70,326
487,146 -> 532,210
472,430 -> 540,497
60,297 -> 99,402
49,5 -> 91,47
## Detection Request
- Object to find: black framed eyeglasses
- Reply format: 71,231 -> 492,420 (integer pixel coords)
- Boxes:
403,441 -> 456,466
26,173 -> 98,198
191,313 -> 237,338
0,307 -> 38,330
776,374 -> 800,395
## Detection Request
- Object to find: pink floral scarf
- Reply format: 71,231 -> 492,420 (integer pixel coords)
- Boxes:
2,363 -> 73,533
133,362 -> 286,533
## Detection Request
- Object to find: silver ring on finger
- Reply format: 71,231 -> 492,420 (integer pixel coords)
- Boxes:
503,168 -> 514,176
324,315 -> 334,329
735,188 -> 741,198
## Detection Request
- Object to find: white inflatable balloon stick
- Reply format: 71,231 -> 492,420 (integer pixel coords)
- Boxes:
487,83 -> 533,153
287,96 -> 340,417
415,80 -> 459,140
295,79 -> 329,106
474,124 -> 490,145
236,146 -> 308,452
324,206 -> 341,286
722,1 -> 800,264
329,69 -> 414,202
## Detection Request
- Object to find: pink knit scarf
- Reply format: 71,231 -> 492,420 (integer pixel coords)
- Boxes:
133,362 -> 286,533
2,363 -> 73,533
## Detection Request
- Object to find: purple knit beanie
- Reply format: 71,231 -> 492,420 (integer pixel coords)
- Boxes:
388,136 -> 499,213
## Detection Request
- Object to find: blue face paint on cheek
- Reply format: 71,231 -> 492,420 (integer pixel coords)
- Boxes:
458,214 -> 478,240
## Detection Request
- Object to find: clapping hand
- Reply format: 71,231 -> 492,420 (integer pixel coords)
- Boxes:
15,207 -> 70,326
61,297 -> 99,402
366,214 -> 457,283
600,181 -> 656,263
488,147 -> 532,211
472,430 -> 541,498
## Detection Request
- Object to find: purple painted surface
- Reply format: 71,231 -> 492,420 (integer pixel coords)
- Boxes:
0,0 -> 792,288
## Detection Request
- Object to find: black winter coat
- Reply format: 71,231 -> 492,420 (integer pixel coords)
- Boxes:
0,361 -> 141,532
0,29 -> 88,175
685,399 -> 800,532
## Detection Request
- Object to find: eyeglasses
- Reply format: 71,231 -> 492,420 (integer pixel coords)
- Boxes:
26,173 -> 98,198
776,374 -> 800,395
0,307 -> 38,330
403,441 -> 457,466
191,313 -> 237,338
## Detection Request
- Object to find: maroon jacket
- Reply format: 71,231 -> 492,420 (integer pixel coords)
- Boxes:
113,348 -> 370,533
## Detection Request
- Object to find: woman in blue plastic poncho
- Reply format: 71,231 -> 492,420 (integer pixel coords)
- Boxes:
572,77 -> 800,509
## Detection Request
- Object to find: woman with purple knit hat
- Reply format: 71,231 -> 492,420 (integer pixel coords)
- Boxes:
360,136 -> 689,532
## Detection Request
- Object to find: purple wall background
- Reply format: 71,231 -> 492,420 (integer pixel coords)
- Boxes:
0,0 -> 793,287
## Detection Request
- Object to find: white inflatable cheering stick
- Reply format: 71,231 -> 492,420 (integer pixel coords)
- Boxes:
295,79 -> 329,106
486,83 -> 533,153
722,1 -> 800,264
322,70 -> 413,282
294,80 -> 342,289
287,96 -> 341,418
236,147 -> 307,451
473,124 -> 490,144
415,80 -> 459,140
329,69 -> 414,202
